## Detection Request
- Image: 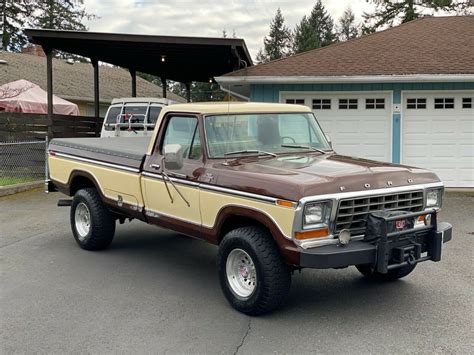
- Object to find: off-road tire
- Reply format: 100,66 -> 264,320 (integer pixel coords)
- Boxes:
70,188 -> 115,250
356,263 -> 416,282
217,226 -> 291,315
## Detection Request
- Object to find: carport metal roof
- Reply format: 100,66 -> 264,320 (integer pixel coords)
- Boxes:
25,29 -> 253,83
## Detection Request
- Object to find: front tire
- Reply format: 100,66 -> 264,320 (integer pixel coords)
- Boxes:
356,263 -> 416,281
70,188 -> 116,250
217,226 -> 291,315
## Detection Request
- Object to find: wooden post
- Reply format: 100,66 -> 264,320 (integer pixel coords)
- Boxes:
45,48 -> 53,138
185,82 -> 191,102
161,77 -> 167,99
130,69 -> 137,97
91,59 -> 100,136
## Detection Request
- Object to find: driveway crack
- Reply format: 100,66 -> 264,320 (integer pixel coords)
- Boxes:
234,317 -> 251,355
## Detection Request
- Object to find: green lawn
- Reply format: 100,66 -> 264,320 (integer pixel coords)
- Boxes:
0,176 -> 39,186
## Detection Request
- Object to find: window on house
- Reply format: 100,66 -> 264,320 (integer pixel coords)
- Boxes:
407,98 -> 426,109
312,99 -> 331,110
462,97 -> 473,109
339,98 -> 358,109
366,98 -> 385,109
434,98 -> 455,109
286,98 -> 305,105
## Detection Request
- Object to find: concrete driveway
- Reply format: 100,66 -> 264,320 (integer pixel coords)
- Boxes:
1,189 -> 473,354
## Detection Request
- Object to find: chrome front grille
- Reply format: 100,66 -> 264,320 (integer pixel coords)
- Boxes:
335,190 -> 424,234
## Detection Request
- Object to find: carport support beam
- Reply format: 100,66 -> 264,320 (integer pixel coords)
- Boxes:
130,69 -> 137,97
45,48 -> 53,138
185,82 -> 191,102
91,59 -> 100,118
161,77 -> 167,99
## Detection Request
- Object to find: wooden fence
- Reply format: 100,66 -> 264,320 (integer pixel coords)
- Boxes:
0,112 -> 103,141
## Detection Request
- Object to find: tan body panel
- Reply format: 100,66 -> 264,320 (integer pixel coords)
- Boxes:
49,156 -> 144,209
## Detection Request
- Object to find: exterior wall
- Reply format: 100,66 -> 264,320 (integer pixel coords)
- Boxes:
69,100 -> 109,117
250,82 -> 474,164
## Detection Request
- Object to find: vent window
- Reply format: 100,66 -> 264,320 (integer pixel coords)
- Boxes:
462,97 -> 472,109
286,99 -> 305,105
366,98 -> 385,109
312,99 -> 331,110
434,98 -> 454,109
339,98 -> 358,109
407,98 -> 426,109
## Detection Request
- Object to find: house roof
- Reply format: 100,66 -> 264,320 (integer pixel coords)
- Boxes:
0,51 -> 184,103
223,16 -> 474,79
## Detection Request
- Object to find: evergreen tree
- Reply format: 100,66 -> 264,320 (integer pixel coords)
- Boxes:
1,0 -> 33,51
338,7 -> 359,41
293,16 -> 320,54
256,8 -> 292,63
32,0 -> 95,31
363,0 -> 473,33
307,0 -> 337,47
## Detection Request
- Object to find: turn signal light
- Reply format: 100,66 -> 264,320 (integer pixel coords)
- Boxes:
276,199 -> 297,208
295,228 -> 329,240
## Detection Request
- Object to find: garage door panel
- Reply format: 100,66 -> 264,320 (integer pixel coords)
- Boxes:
284,92 -> 392,162
403,91 -> 474,187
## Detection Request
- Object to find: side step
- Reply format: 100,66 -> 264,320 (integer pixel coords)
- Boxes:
57,199 -> 72,207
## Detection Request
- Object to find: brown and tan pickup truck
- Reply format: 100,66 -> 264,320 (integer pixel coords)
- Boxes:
47,102 -> 452,315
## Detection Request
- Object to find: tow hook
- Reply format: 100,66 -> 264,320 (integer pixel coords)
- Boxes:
407,251 -> 417,266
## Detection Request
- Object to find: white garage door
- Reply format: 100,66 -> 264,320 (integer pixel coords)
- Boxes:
402,92 -> 474,187
282,92 -> 392,162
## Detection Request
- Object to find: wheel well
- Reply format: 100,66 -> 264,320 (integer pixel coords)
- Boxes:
69,175 -> 96,196
218,215 -> 270,243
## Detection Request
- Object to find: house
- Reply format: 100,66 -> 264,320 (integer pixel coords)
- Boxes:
217,16 -> 474,188
0,49 -> 184,117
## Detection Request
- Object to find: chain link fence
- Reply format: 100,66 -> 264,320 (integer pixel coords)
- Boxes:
0,139 -> 47,187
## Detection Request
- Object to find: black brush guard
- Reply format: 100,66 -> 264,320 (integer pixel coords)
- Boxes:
299,209 -> 453,271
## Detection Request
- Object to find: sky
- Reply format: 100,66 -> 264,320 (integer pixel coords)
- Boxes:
83,0 -> 375,60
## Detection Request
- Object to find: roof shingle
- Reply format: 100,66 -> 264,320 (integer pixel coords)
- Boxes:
226,16 -> 474,78
0,51 -> 184,102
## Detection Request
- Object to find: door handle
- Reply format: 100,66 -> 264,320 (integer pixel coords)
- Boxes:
150,164 -> 160,170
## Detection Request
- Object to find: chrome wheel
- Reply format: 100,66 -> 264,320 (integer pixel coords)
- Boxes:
74,202 -> 91,241
226,248 -> 257,299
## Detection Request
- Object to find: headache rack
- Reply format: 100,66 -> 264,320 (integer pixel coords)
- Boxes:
335,190 -> 424,235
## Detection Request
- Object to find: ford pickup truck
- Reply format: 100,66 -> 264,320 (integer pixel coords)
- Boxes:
46,102 -> 452,315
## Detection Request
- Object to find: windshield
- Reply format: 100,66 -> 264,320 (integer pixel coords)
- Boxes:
204,113 -> 330,158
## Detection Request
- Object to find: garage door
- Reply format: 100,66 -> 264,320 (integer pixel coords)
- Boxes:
282,93 -> 392,162
402,92 -> 474,187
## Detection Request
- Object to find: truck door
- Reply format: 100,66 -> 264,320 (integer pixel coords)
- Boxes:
141,114 -> 203,227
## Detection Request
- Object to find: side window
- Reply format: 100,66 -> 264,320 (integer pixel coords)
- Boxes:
162,116 -> 200,160
105,106 -> 122,124
148,106 -> 163,123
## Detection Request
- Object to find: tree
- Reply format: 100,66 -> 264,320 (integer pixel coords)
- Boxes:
256,8 -> 292,63
338,7 -> 359,41
31,0 -> 95,31
307,0 -> 337,47
363,0 -> 473,33
1,0 -> 33,51
293,16 -> 319,54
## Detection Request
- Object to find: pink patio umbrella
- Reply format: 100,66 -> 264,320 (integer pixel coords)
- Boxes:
0,79 -> 79,115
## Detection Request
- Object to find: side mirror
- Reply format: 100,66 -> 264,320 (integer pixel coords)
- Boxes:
325,134 -> 333,149
163,144 -> 183,170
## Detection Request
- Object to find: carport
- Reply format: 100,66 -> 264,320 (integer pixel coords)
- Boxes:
25,29 -> 252,121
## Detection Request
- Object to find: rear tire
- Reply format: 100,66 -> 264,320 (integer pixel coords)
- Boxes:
70,188 -> 115,250
217,226 -> 291,315
356,263 -> 416,281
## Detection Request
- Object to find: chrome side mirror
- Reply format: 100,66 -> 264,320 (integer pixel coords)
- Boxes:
163,144 -> 183,170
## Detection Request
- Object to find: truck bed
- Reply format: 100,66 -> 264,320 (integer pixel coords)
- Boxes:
48,136 -> 151,170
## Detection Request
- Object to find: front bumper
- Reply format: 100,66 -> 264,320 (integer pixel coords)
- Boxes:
300,215 -> 452,271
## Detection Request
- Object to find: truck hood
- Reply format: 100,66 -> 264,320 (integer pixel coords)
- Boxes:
209,153 -> 440,201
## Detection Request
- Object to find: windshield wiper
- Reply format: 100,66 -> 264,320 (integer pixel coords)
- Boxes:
281,144 -> 326,154
224,150 -> 277,157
